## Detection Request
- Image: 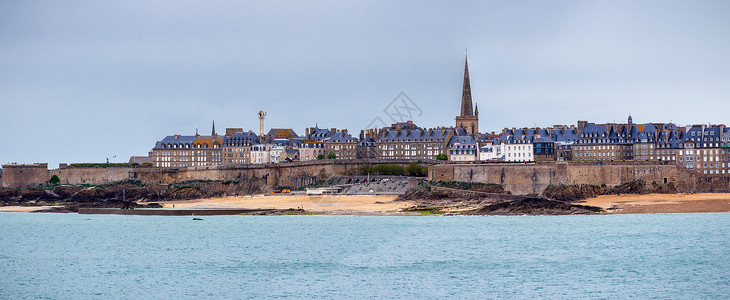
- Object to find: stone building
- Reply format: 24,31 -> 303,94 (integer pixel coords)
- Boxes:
151,135 -> 197,168
222,131 -> 259,165
357,130 -> 378,159
447,135 -> 478,162
455,56 -> 479,136
324,130 -> 358,159
377,125 -> 456,160
678,125 -> 730,175
573,123 -> 637,161
191,135 -> 225,166
299,126 -> 331,161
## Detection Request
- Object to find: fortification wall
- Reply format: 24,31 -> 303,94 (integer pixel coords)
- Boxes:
430,163 -> 685,195
1,164 -> 49,188
6,160 -> 725,194
49,167 -> 134,186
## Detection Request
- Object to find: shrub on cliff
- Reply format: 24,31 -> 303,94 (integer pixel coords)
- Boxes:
326,152 -> 336,159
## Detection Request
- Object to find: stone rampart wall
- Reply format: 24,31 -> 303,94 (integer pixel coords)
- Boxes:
5,161 -> 727,194
428,163 -> 721,195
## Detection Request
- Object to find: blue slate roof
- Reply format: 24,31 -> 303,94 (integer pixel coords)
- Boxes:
224,131 -> 259,146
680,127 -> 724,144
378,128 -> 452,143
359,137 -> 376,146
153,135 -> 197,149
447,135 -> 476,148
307,126 -> 332,141
326,131 -> 358,143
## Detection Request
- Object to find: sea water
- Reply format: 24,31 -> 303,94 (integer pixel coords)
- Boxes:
0,213 -> 728,299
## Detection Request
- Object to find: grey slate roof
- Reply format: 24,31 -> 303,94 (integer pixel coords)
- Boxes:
377,128 -> 451,143
447,135 -> 477,148
224,131 -> 259,146
153,135 -> 197,150
307,126 -> 332,141
326,131 -> 357,143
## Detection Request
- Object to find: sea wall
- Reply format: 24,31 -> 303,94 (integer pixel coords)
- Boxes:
1,164 -> 50,188
429,162 -> 730,195
4,160 -> 728,194
2,160 -> 432,189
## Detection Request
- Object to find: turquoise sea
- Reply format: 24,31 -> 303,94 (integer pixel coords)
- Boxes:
1,213 -> 728,299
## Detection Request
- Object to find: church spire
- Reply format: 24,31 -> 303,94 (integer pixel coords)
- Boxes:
460,55 -> 473,117
212,120 -> 216,136
474,103 -> 478,117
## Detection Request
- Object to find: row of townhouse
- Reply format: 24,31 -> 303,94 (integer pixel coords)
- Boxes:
145,120 -> 730,176
147,122 -> 479,167
476,120 -> 730,176
477,127 -> 578,162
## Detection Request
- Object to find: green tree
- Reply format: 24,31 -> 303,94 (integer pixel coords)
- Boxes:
436,153 -> 448,161
406,163 -> 426,176
358,164 -> 374,175
49,175 -> 60,185
326,152 -> 336,159
373,164 -> 405,175
316,154 -> 325,160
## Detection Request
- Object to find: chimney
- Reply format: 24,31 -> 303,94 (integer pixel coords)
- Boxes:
306,128 -> 310,137
577,120 -> 587,132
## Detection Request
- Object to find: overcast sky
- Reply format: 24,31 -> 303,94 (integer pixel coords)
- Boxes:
2,0 -> 729,168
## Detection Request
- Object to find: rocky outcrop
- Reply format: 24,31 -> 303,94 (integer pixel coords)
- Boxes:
0,178 -> 266,212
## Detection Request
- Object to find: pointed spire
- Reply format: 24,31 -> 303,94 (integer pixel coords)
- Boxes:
212,120 -> 216,136
474,103 -> 479,117
460,55 -> 473,117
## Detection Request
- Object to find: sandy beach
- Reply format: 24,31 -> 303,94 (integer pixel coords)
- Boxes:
579,193 -> 730,214
143,194 -> 415,215
0,206 -> 61,213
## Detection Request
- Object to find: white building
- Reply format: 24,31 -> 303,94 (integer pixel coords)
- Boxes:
479,141 -> 504,161
504,141 -> 534,162
251,144 -> 270,164
269,145 -> 285,163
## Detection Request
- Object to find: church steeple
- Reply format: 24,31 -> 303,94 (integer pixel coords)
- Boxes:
460,55 -> 473,117
455,53 -> 479,137
212,120 -> 216,136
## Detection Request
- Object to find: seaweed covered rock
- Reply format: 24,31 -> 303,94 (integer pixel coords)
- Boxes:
542,184 -> 605,201
607,180 -> 646,194
467,198 -> 602,215
432,181 -> 505,193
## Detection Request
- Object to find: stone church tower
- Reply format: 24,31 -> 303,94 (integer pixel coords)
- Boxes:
455,56 -> 479,136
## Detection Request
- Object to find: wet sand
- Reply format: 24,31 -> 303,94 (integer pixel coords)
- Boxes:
579,193 -> 730,214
